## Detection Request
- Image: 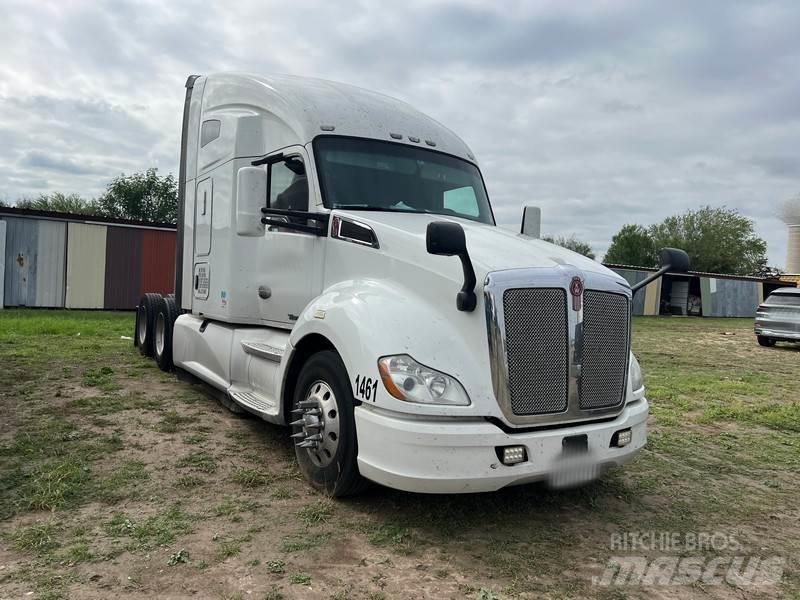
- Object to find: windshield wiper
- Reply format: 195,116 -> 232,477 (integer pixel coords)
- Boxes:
332,205 -> 390,211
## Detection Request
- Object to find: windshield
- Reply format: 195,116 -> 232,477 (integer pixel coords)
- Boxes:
314,137 -> 495,225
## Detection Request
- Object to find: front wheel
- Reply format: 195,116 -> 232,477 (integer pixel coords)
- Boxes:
291,351 -> 368,497
757,336 -> 776,347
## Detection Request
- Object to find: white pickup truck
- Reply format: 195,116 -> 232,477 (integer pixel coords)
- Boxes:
135,72 -> 688,496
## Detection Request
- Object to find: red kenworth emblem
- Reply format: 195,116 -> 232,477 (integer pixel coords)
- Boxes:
570,276 -> 583,311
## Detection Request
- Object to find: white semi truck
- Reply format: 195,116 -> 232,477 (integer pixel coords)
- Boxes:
135,72 -> 688,496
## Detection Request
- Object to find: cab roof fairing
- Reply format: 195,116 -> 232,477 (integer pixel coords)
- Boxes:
198,72 -> 478,164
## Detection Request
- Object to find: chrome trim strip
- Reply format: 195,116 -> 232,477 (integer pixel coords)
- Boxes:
241,340 -> 284,362
331,215 -> 380,248
484,266 -> 632,427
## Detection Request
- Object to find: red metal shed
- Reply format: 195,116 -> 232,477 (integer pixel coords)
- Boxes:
140,229 -> 176,297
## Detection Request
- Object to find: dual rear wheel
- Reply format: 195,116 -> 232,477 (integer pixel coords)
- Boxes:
135,293 -> 178,371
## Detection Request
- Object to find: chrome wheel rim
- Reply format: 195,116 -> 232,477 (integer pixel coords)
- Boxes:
155,312 -> 165,356
292,380 -> 340,468
137,306 -> 148,344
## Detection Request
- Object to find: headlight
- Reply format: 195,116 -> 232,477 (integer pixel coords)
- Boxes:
629,353 -> 643,391
377,355 -> 471,406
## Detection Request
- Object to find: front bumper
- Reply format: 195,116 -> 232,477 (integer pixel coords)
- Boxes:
755,326 -> 800,340
355,398 -> 648,494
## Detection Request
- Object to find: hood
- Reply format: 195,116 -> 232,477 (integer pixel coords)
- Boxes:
333,210 -> 621,283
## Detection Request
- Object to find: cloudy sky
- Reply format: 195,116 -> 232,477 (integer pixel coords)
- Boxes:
1,0 -> 797,266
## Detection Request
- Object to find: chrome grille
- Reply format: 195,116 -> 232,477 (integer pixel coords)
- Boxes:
502,288 -> 569,415
580,291 -> 630,409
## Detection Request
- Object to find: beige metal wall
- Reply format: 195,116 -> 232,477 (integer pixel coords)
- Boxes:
65,223 -> 107,309
642,278 -> 661,316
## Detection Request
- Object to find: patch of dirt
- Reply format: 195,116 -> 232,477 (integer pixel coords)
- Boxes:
1,318 -> 799,599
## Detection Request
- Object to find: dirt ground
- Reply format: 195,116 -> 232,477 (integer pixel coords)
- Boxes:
0,311 -> 798,599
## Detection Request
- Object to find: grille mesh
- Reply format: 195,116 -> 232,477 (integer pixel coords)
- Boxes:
502,288 -> 569,415
580,291 -> 630,409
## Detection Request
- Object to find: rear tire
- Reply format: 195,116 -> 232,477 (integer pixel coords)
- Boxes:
757,336 -> 776,347
133,307 -> 141,349
135,293 -> 162,357
154,296 -> 179,371
292,351 -> 368,497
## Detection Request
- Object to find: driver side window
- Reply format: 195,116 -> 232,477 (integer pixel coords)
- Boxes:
269,158 -> 308,212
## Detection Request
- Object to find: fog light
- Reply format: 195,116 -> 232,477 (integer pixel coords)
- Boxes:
500,445 -> 527,465
612,428 -> 632,448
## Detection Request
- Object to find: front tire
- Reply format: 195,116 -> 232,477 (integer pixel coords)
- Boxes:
154,296 -> 179,371
757,336 -> 776,347
135,293 -> 162,357
292,351 -> 368,497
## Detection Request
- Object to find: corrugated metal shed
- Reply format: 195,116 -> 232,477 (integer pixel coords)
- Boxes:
0,221 -> 6,309
1,207 -> 177,310
670,279 -> 690,315
1,217 -> 67,307
608,268 -> 660,316
34,220 -> 66,307
65,223 -> 107,309
3,217 -> 38,306
606,263 -> 774,317
780,274 -> 800,286
612,269 -> 647,315
700,277 -> 760,317
104,227 -> 143,310
0,217 -> 66,307
140,229 -> 176,296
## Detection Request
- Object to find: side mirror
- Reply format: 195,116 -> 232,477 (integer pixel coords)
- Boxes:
236,167 -> 267,236
658,247 -> 690,273
630,247 -> 691,294
426,221 -> 477,312
427,221 -> 467,256
520,205 -> 541,238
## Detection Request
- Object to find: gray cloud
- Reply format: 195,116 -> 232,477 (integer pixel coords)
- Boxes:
750,155 -> 799,179
0,0 -> 798,267
20,150 -> 105,176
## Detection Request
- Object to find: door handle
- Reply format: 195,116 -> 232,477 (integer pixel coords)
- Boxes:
258,286 -> 272,299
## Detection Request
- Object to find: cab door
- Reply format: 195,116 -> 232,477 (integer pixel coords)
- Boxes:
258,146 -> 321,326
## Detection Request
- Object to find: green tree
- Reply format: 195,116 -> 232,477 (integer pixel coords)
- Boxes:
542,234 -> 596,260
603,224 -> 656,267
649,206 -> 766,275
96,168 -> 177,223
15,192 -> 98,215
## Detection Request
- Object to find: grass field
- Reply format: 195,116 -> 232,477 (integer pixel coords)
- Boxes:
0,310 -> 798,599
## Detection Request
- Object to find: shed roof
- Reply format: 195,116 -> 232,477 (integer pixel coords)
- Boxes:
603,263 -> 784,283
0,207 -> 176,230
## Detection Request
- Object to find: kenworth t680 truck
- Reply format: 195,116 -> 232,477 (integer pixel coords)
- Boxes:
135,72 -> 688,496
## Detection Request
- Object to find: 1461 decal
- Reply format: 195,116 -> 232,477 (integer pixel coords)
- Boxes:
354,374 -> 378,402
